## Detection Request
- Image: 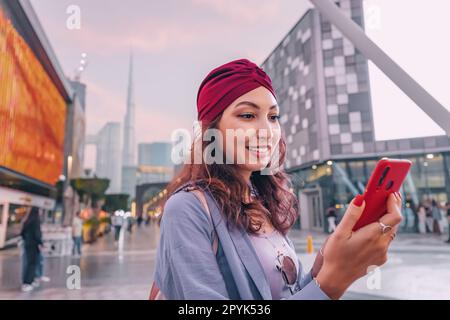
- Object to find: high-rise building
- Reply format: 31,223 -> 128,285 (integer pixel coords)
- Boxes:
262,0 -> 374,169
66,79 -> 86,179
62,79 -> 86,225
0,0 -> 73,248
261,0 -> 450,231
121,166 -> 137,200
137,142 -> 174,186
138,142 -> 173,167
121,52 -> 137,199
86,122 -> 122,193
122,52 -> 136,167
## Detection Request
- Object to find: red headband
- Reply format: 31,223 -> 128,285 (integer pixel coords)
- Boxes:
196,58 -> 276,123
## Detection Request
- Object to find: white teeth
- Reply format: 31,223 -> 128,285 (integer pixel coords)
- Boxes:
247,147 -> 269,152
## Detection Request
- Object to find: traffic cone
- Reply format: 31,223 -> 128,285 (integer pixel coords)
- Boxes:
306,235 -> 314,254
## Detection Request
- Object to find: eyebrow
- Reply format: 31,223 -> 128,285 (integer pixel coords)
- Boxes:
234,101 -> 279,111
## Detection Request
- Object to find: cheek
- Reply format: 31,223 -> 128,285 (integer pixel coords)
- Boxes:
218,120 -> 240,161
269,127 -> 282,157
271,126 -> 282,145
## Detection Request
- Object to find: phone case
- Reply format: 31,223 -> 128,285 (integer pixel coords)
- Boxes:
352,158 -> 412,231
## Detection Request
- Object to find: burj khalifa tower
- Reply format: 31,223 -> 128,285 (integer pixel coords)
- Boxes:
121,52 -> 136,197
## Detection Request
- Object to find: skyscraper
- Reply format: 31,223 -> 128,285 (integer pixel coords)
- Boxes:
122,52 -> 136,167
86,122 -> 122,194
261,0 -> 375,169
138,142 -> 173,167
137,142 -> 174,185
121,52 -> 137,198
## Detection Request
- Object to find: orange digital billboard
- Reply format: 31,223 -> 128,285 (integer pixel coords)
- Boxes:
0,9 -> 66,186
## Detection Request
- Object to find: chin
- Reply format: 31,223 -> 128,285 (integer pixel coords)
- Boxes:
239,162 -> 271,173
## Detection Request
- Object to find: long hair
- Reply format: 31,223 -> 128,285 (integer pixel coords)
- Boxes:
22,207 -> 40,230
159,115 -> 299,236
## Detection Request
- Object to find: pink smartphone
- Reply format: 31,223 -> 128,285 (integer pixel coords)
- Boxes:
352,158 -> 412,231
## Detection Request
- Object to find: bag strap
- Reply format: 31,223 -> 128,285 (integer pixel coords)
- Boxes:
149,181 -> 219,300
172,181 -> 219,254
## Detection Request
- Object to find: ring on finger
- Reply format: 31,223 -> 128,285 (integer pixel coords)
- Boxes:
389,232 -> 397,240
378,221 -> 393,234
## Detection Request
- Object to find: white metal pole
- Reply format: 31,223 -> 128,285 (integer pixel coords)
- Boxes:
310,0 -> 450,137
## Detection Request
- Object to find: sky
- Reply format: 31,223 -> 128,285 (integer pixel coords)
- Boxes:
29,0 -> 450,169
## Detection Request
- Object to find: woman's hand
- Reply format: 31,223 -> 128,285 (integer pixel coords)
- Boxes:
316,192 -> 403,299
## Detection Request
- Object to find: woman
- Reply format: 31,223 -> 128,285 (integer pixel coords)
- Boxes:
431,199 -> 443,235
20,207 -> 43,292
326,202 -> 337,234
425,201 -> 434,233
417,204 -> 427,234
72,211 -> 83,257
152,59 -> 402,300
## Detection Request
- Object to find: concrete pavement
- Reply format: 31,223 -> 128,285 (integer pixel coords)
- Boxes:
0,223 -> 449,300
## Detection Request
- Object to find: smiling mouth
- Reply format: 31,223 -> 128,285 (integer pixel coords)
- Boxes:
245,145 -> 271,156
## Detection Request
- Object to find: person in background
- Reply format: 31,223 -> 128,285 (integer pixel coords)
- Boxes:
425,201 -> 434,233
431,199 -> 443,235
417,204 -> 427,234
111,212 -> 124,242
20,207 -> 43,292
20,208 -> 50,289
326,202 -> 337,234
72,211 -> 83,257
126,216 -> 134,234
404,194 -> 417,232
35,236 -> 50,285
137,215 -> 143,228
445,202 -> 450,244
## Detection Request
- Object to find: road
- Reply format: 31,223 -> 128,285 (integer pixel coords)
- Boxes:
0,223 -> 449,300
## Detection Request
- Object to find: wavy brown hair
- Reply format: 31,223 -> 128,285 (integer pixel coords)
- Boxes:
159,115 -> 299,236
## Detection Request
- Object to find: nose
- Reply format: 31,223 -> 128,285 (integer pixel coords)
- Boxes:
256,117 -> 274,143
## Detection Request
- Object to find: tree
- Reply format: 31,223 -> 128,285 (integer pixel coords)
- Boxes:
103,194 -> 130,213
70,177 -> 110,209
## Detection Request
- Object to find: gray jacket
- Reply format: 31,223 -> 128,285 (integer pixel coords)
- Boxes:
153,184 -> 330,300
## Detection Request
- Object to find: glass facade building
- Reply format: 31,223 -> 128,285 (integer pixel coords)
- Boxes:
261,0 -> 450,232
288,153 -> 450,232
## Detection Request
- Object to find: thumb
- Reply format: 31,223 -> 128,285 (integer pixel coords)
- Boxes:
335,194 -> 365,236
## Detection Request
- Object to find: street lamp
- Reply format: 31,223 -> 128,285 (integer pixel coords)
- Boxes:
74,53 -> 88,81
67,155 -> 73,179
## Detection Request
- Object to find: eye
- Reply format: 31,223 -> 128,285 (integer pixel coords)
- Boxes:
239,113 -> 255,119
270,115 -> 281,122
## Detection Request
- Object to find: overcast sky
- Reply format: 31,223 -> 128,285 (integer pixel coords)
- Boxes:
29,0 -> 450,169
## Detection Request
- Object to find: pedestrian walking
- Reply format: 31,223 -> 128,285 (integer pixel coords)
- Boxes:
445,202 -> 450,244
431,199 -> 443,235
20,207 -> 42,292
326,203 -> 337,234
72,211 -> 83,257
111,212 -> 124,242
425,202 -> 434,233
417,204 -> 427,234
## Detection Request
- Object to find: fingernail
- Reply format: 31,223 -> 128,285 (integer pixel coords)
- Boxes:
353,194 -> 364,207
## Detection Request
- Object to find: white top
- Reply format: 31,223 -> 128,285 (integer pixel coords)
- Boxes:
248,229 -> 299,299
72,216 -> 83,237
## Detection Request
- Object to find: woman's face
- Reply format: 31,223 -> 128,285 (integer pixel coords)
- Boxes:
217,86 -> 282,176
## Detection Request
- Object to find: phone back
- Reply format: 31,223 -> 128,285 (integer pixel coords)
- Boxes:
352,158 -> 412,231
